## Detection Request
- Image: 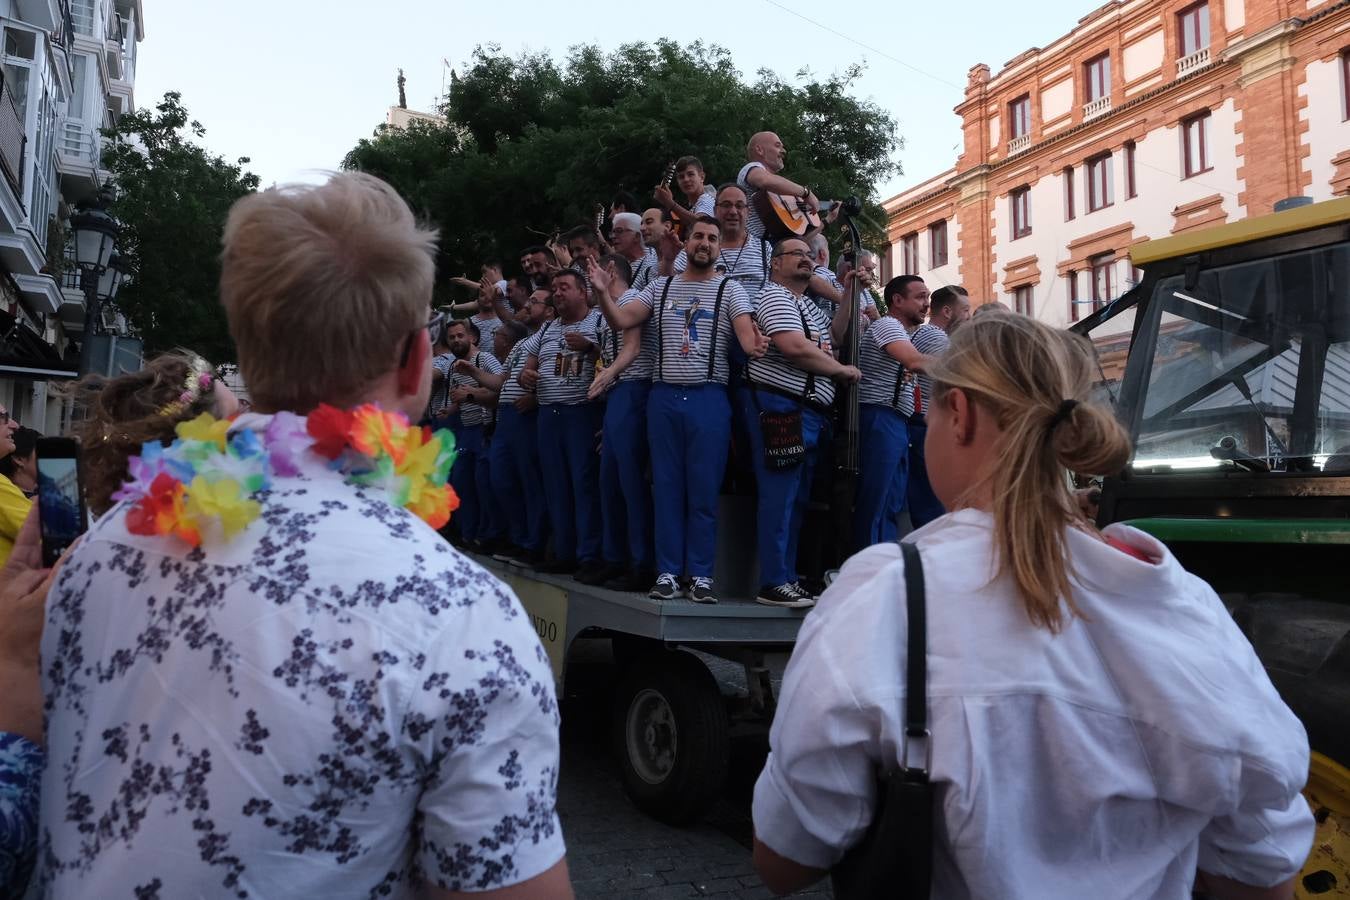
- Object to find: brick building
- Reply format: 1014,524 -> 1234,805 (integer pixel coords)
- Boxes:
881,0 -> 1350,325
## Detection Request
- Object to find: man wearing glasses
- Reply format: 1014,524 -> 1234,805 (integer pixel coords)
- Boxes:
670,184 -> 771,300
743,239 -> 860,608
609,212 -> 657,292
0,404 -> 30,567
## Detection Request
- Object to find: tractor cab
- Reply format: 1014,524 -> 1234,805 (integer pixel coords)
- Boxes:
1074,196 -> 1350,897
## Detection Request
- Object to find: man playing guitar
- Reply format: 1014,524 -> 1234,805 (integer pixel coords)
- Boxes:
654,155 -> 717,234
739,132 -> 821,241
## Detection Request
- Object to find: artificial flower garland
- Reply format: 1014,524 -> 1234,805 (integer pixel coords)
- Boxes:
114,404 -> 459,547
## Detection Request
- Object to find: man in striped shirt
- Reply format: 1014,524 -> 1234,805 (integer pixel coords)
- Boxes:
743,238 -> 860,608
588,254 -> 657,591
654,155 -> 717,233
489,296 -> 551,566
739,132 -> 820,241
853,275 -> 935,550
904,285 -> 967,528
593,217 -> 766,605
611,212 -> 658,292
518,269 -> 606,582
443,319 -> 504,548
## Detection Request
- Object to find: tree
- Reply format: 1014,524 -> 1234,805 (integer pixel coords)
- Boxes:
102,92 -> 260,364
343,41 -> 900,285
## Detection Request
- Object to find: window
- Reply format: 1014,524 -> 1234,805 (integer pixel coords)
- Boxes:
1010,186 -> 1031,239
1009,94 -> 1031,139
901,233 -> 918,274
1182,111 -> 1211,177
1064,167 -> 1076,220
1342,50 -> 1350,121
1087,153 -> 1114,212
1091,254 -> 1116,310
1085,53 -> 1111,103
1124,140 -> 1137,198
1014,285 -> 1034,315
929,220 -> 948,268
1068,270 -> 1081,322
1178,2 -> 1210,58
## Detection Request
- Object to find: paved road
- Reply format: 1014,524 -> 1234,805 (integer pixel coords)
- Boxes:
556,641 -> 831,900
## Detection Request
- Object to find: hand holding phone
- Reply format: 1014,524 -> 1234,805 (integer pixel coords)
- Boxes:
36,437 -> 86,568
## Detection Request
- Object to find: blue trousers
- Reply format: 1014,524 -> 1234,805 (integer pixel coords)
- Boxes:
740,390 -> 826,588
906,418 -> 945,528
537,403 -> 602,564
600,380 -> 653,568
647,382 -> 730,578
853,405 -> 909,551
475,431 -> 505,541
450,423 -> 484,542
490,406 -> 546,552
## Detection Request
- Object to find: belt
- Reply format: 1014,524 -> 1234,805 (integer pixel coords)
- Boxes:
908,413 -> 927,426
749,381 -> 832,416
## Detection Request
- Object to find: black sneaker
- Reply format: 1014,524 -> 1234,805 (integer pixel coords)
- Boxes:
606,568 -> 655,592
689,577 -> 718,604
756,583 -> 815,609
648,573 -> 681,600
537,558 -> 577,575
575,560 -> 616,586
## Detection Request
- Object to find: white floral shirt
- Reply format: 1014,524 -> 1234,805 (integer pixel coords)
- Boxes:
36,413 -> 565,898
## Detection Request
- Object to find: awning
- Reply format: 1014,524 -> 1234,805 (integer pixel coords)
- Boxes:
0,310 -> 77,380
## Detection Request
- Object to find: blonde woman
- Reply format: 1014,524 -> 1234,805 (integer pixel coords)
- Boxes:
751,313 -> 1313,899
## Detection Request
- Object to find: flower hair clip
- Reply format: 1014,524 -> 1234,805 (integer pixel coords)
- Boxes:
156,355 -> 215,419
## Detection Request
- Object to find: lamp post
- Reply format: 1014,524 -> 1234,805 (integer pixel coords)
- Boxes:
71,193 -> 121,376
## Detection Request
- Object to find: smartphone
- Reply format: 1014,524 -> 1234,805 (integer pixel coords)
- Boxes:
36,437 -> 87,567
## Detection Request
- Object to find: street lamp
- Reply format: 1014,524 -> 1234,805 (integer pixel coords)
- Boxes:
70,193 -> 122,376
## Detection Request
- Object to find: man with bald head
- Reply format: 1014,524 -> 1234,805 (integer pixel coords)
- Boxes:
739,131 -> 821,241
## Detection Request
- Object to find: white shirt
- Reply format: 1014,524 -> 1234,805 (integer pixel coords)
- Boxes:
857,317 -> 916,414
753,510 -> 1313,897
635,275 -> 753,386
37,412 -> 566,898
738,161 -> 767,240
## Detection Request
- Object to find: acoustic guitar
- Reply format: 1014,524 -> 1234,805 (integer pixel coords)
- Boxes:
751,189 -> 825,241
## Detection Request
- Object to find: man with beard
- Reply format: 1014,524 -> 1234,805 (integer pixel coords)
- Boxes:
610,212 -> 657,292
520,245 -> 558,291
743,237 -> 861,608
489,294 -> 553,566
903,285 -> 969,528
445,319 -> 504,549
518,269 -> 605,581
653,155 -> 717,232
669,184 -> 770,298
739,132 -> 820,241
853,275 -> 934,550
585,254 -> 656,591
591,217 -> 766,604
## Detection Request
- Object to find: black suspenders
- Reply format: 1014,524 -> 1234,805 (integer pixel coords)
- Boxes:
655,276 -> 730,383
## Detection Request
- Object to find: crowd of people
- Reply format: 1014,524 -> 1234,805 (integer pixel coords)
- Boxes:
425,136 -> 976,607
0,157 -> 1316,900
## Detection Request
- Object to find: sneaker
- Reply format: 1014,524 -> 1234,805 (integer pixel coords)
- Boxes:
757,583 -> 815,609
575,560 -> 618,586
648,573 -> 681,600
689,577 -> 718,604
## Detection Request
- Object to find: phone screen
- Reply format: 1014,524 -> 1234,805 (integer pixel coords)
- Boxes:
36,440 -> 85,567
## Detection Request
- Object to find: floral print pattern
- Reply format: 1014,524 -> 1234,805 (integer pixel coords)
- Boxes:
36,413 -> 564,899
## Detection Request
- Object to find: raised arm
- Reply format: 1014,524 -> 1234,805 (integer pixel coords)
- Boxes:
587,259 -> 651,330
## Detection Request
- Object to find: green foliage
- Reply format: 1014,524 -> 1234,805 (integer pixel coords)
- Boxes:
343,41 -> 900,285
101,92 -> 260,364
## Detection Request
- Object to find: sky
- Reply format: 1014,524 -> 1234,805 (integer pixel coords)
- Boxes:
136,0 -> 1096,201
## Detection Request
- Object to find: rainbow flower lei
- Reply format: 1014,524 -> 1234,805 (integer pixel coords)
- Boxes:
113,404 -> 459,547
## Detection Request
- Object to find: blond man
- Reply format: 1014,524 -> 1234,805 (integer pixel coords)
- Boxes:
36,173 -> 572,900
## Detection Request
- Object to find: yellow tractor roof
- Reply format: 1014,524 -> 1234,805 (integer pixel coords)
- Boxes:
1131,197 -> 1350,266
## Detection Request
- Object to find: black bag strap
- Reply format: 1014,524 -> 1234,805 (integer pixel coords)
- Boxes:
655,276 -> 674,382
899,541 -> 929,773
706,278 -> 730,380
798,302 -> 818,403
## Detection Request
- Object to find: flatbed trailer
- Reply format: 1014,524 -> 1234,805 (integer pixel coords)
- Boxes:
471,511 -> 812,824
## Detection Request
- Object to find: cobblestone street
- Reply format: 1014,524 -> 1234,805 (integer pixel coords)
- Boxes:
556,643 -> 831,900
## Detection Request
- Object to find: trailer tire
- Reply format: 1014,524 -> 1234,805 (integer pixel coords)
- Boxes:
612,650 -> 730,825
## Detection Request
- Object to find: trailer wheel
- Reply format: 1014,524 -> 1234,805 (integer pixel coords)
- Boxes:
613,650 -> 730,825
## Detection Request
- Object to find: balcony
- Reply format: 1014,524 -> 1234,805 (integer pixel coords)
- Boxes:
1083,96 -> 1112,119
0,73 -> 26,202
1176,47 -> 1211,77
1008,134 -> 1031,155
58,119 -> 98,173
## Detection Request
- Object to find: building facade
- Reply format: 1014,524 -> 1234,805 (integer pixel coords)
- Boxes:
0,0 -> 141,434
882,0 -> 1350,326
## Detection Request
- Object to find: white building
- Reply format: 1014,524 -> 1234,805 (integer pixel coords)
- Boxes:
0,0 -> 141,434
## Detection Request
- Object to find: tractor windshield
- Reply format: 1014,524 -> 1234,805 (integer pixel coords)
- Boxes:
1130,238 -> 1350,473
